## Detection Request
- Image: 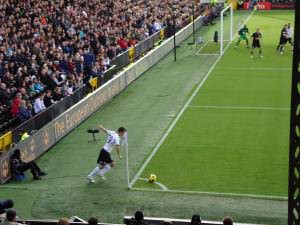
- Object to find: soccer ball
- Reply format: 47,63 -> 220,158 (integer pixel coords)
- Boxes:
148,174 -> 157,183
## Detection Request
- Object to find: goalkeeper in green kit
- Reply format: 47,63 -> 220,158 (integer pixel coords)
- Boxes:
235,25 -> 250,48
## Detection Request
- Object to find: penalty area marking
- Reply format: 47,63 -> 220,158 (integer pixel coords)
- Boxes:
188,105 -> 290,111
195,40 -> 210,55
130,187 -> 287,201
195,40 -> 230,56
128,10 -> 255,189
137,178 -> 168,191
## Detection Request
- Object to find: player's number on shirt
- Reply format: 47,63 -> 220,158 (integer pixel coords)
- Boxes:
107,135 -> 113,143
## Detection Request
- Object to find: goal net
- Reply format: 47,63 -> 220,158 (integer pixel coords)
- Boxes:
196,4 -> 233,56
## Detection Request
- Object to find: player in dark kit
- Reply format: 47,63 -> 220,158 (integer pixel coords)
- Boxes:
276,24 -> 288,55
250,28 -> 263,58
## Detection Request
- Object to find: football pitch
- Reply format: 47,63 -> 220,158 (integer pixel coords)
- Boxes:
0,10 -> 293,225
134,10 -> 291,198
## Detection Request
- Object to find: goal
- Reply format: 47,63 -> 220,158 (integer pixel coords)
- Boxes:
196,3 -> 233,56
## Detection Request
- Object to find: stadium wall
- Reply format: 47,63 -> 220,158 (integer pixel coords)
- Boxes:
0,16 -> 204,184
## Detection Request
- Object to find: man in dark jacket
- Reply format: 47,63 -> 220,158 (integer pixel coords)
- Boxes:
10,149 -> 46,180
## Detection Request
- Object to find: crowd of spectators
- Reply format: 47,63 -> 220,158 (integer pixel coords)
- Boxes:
0,0 -> 206,132
126,211 -> 233,225
0,206 -> 235,225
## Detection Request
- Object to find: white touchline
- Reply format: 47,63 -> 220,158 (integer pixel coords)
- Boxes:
130,187 -> 287,201
129,11 -> 255,189
188,105 -> 290,111
138,178 -> 168,191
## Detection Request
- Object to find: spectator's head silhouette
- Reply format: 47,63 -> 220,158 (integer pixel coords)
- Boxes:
223,216 -> 233,225
0,199 -> 14,214
12,149 -> 21,159
190,214 -> 201,225
88,217 -> 98,225
57,217 -> 69,225
134,211 -> 144,221
5,209 -> 17,222
161,221 -> 173,225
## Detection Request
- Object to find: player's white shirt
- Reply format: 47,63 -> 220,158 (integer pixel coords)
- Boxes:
103,130 -> 120,153
287,27 -> 293,38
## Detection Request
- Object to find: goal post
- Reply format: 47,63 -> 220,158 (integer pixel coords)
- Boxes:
196,3 -> 233,56
124,131 -> 130,189
220,3 -> 233,55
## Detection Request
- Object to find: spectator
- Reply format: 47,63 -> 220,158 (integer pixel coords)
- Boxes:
19,101 -> 32,123
33,92 -> 46,114
20,130 -> 30,141
27,81 -> 39,97
44,90 -> 55,108
126,211 -> 146,225
0,83 -> 10,108
19,88 -> 29,102
0,200 -> 13,214
32,77 -> 45,93
190,214 -> 201,225
161,221 -> 173,225
117,37 -> 129,50
52,87 -> 64,102
88,217 -> 98,225
57,218 -> 69,225
10,149 -> 46,180
134,211 -> 147,225
223,216 -> 233,225
103,56 -> 110,68
0,209 -> 22,225
10,93 -> 22,118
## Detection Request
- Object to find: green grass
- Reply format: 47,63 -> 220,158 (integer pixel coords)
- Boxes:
138,10 -> 292,198
0,10 -> 292,225
197,40 -> 229,55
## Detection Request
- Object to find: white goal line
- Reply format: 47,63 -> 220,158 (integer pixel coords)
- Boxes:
131,187 -> 288,201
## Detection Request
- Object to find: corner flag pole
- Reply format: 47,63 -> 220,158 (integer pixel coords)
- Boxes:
125,132 -> 130,189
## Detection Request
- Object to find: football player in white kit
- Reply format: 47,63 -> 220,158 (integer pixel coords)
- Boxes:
87,125 -> 127,183
286,23 -> 293,50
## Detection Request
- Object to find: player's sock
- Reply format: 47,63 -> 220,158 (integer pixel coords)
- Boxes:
88,166 -> 100,177
99,164 -> 111,178
279,45 -> 284,54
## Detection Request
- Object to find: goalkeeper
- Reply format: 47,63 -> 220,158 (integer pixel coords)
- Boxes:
235,25 -> 250,48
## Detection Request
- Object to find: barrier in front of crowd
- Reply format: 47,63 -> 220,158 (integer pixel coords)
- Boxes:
271,0 -> 295,9
0,11 -> 205,184
0,131 -> 12,151
243,0 -> 295,9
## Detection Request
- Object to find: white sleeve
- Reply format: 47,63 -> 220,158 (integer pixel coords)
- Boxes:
115,135 -> 120,145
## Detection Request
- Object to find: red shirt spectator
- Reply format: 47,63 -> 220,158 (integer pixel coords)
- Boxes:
10,93 -> 22,118
128,38 -> 137,47
117,37 -> 128,50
